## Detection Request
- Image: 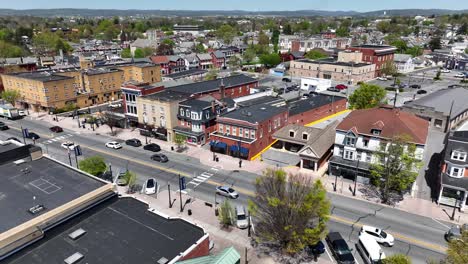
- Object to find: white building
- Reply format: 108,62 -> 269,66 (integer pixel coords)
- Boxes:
394,54 -> 415,73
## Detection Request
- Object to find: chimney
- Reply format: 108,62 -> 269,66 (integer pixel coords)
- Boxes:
211,100 -> 216,113
219,78 -> 225,100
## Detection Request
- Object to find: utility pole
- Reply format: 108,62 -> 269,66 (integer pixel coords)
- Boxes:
179,174 -> 183,212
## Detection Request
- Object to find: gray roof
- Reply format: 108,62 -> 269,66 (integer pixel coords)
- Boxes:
141,89 -> 190,102
393,54 -> 412,62
212,51 -> 225,58
165,68 -> 207,79
6,71 -> 73,82
196,53 -> 212,61
168,74 -> 257,95
131,38 -> 159,48
289,94 -> 347,117
219,101 -> 288,124
404,87 -> 468,120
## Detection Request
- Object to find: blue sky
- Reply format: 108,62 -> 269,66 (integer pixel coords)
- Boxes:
2,0 -> 467,12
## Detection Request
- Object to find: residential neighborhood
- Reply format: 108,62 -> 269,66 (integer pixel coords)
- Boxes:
0,1 -> 467,264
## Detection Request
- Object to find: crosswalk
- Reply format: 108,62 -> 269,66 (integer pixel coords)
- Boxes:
44,133 -> 74,144
179,167 -> 219,194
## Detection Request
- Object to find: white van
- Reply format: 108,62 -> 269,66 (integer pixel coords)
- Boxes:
357,233 -> 386,264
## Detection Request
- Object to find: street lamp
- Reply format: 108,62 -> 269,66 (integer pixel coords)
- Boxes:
450,190 -> 461,221
334,166 -> 340,192
238,140 -> 242,168
353,159 -> 360,196
143,112 -> 148,144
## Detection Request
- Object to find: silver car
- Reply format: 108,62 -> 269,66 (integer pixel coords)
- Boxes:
216,186 -> 239,199
236,206 -> 248,229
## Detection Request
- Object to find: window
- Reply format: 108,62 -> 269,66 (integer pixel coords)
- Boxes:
180,108 -> 184,116
345,136 -> 356,147
232,127 -> 237,136
186,109 -> 190,117
372,129 -> 381,135
289,130 -> 295,137
153,117 -> 156,123
219,124 -> 223,133
205,112 -> 209,119
449,167 -> 464,178
434,119 -> 443,128
226,125 -> 230,135
451,151 -> 467,161
245,129 -> 249,138
363,139 -> 369,147
250,130 -> 255,139
239,128 -> 243,137
302,133 -> 308,140
366,154 -> 372,162
151,105 -> 155,113
344,150 -> 355,160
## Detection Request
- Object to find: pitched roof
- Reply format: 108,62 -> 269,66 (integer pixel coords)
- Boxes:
197,53 -> 212,60
336,106 -> 429,144
168,74 -> 257,95
393,54 -> 413,62
150,55 -> 169,64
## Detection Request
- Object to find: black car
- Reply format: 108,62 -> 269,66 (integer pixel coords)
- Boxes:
282,77 -> 292,82
0,122 -> 9,130
448,84 -> 461,88
125,138 -> 142,147
143,143 -> 161,152
151,153 -> 168,163
417,89 -> 427,95
326,232 -> 355,264
410,84 -> 421,89
327,87 -> 340,92
49,126 -> 63,133
26,132 -> 40,139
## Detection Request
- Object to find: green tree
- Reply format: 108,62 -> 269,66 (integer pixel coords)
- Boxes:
258,30 -> 270,46
204,68 -> 219,81
121,48 -> 132,58
133,48 -> 144,58
271,29 -> 280,51
428,37 -> 442,51
259,53 -> 281,68
249,169 -> 330,254
193,42 -> 206,53
434,70 -> 442,80
382,254 -> 411,264
228,55 -> 242,71
406,46 -> 423,57
0,41 -> 23,58
457,23 -> 468,35
391,39 -> 408,53
465,48 -> 468,54
381,61 -> 399,77
162,38 -> 175,47
174,134 -> 187,150
218,199 -> 235,228
370,135 -> 421,204
156,43 -> 174,55
348,83 -> 387,109
377,21 -> 392,34
242,46 -> 257,63
79,156 -> 107,176
216,24 -> 236,44
283,24 -> 293,35
0,90 -> 21,105
124,171 -> 137,191
445,229 -> 468,264
141,47 -> 155,57
305,49 -> 328,60
336,26 -> 349,37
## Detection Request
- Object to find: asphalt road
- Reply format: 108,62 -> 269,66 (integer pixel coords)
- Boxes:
0,117 -> 450,264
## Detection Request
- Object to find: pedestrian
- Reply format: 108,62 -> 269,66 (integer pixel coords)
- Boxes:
239,159 -> 242,168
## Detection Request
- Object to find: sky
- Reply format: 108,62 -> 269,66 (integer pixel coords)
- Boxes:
1,0 -> 467,12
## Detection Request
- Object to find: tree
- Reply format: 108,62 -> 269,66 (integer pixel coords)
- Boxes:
391,39 -> 408,53
258,30 -> 270,46
204,68 -> 218,81
0,41 -> 24,58
124,171 -> 137,192
228,55 -> 242,71
1,90 -> 21,105
243,46 -> 256,63
376,21 -> 392,34
370,135 -> 421,204
382,254 -> 411,264
193,42 -> 206,53
348,83 -> 387,110
121,48 -> 132,58
305,49 -> 328,60
216,24 -> 236,44
445,229 -> 468,264
434,70 -> 442,80
283,24 -> 293,35
456,23 -> 468,35
79,156 -> 107,176
174,134 -> 187,150
218,199 -> 235,228
336,26 -> 349,37
101,112 -> 120,136
406,46 -> 423,57
381,61 -> 398,77
465,48 -> 468,54
428,37 -> 442,51
249,169 -> 330,254
156,43 -> 174,55
133,48 -> 144,58
259,53 -> 281,68
271,29 -> 280,52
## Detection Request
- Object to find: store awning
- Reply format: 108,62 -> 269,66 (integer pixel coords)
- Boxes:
216,142 -> 227,149
230,145 -> 239,152
239,147 -> 249,155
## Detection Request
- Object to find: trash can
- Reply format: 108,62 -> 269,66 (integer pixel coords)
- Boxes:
215,208 -> 219,216
188,209 -> 192,216
215,157 -> 219,162
171,146 -> 174,151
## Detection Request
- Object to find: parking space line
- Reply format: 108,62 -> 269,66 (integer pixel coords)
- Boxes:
324,247 -> 334,263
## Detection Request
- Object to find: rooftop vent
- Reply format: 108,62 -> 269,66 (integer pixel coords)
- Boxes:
68,228 -> 87,240
157,257 -> 169,264
13,159 -> 26,165
260,107 -> 266,110
64,252 -> 84,264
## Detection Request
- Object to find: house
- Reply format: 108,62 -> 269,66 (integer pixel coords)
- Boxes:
273,121 -> 339,171
150,55 -> 170,75
211,51 -> 226,69
197,53 -> 213,70
280,51 -> 306,62
184,54 -> 200,70
329,106 -> 429,181
210,96 -> 288,160
121,82 -> 164,126
347,45 -> 397,77
288,94 -> 347,126
438,130 -> 468,211
174,96 -> 225,145
162,68 -> 207,82
393,54 -> 415,73
168,56 -> 186,74
173,24 -> 204,35
402,88 -> 468,132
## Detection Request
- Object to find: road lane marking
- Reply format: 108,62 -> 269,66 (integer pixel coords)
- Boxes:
431,218 -> 450,229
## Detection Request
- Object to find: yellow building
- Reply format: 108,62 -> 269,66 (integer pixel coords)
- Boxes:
119,63 -> 161,84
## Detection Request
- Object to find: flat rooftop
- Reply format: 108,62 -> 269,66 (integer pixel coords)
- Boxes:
296,58 -> 370,67
5,71 -> 73,82
0,155 -> 106,234
5,197 -> 206,264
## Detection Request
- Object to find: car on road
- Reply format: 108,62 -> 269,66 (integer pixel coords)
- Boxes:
377,77 -> 388,81
448,84 -> 461,88
0,122 -> 9,130
326,232 -> 355,264
440,68 -> 451,73
216,186 -> 239,199
416,89 -> 427,95
335,84 -> 348,90
235,205 -> 248,229
49,126 -> 63,133
105,141 -> 122,149
306,241 -> 326,256
116,172 -> 128,186
327,87 -> 341,92
7,137 -> 21,143
125,138 -> 142,147
61,141 -> 76,150
445,224 -> 467,242
410,84 -> 421,89
144,178 -> 157,195
360,225 -> 394,247
357,233 -> 386,264
454,72 -> 467,78
25,132 -> 40,140
143,143 -> 161,152
151,153 -> 168,163
282,77 -> 292,82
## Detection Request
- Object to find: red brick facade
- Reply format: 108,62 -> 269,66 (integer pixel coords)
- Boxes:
193,82 -> 257,100
347,46 -> 397,77
179,236 -> 210,261
289,98 -> 347,126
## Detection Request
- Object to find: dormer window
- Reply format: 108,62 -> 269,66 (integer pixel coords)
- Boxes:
451,151 -> 467,162
372,129 -> 381,136
289,130 -> 295,137
302,133 -> 308,140
449,166 -> 464,178
344,136 -> 356,147
186,110 -> 190,117
180,108 -> 184,116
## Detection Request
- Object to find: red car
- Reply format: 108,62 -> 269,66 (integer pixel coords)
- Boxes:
49,126 -> 63,133
335,84 -> 348,90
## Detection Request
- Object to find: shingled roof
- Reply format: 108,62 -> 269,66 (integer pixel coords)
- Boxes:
336,106 -> 429,145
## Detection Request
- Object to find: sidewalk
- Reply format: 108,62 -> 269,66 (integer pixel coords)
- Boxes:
34,112 -> 468,226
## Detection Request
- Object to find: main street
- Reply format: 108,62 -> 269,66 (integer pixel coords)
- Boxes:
0,117 -> 451,263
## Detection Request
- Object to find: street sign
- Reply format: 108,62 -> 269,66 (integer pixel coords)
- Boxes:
22,128 -> 29,138
179,176 -> 186,190
74,145 -> 82,156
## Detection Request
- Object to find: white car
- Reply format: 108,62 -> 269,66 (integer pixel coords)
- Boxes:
216,186 -> 239,199
61,141 -> 76,150
144,178 -> 157,195
454,73 -> 466,78
360,225 -> 395,247
105,141 -> 122,149
377,77 -> 388,81
235,206 -> 248,229
440,68 -> 451,73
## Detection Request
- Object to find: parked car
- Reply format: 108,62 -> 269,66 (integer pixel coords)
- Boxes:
144,178 -> 157,195
116,172 -> 128,186
282,77 -> 292,82
216,186 -> 239,199
335,84 -> 348,90
327,87 -> 341,92
410,84 -> 421,89
440,68 -> 451,73
454,72 -> 466,78
357,233 -> 386,264
7,137 -> 21,143
151,153 -> 168,163
25,132 -> 40,139
125,138 -> 142,147
306,241 -> 326,256
445,224 -> 467,242
417,89 -> 427,94
235,206 -> 248,229
326,232 -> 355,264
360,225 -> 395,246
399,83 -> 408,88
377,77 -> 388,81
49,126 -> 63,133
448,84 -> 461,88
105,141 -> 122,149
143,143 -> 161,152
61,141 -> 76,150
0,122 -> 9,130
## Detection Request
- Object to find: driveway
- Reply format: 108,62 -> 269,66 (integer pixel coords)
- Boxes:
261,148 -> 301,167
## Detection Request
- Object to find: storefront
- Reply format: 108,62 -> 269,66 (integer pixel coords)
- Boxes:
229,145 -> 249,160
210,141 -> 227,155
174,127 -> 205,145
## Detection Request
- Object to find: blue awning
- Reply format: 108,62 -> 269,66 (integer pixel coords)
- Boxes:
230,145 -> 239,152
209,140 -> 216,146
216,142 -> 227,149
239,147 -> 249,155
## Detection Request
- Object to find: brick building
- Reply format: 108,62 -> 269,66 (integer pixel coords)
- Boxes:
121,82 -> 165,126
211,51 -> 226,69
288,94 -> 347,126
0,58 -> 37,92
347,45 -> 397,77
